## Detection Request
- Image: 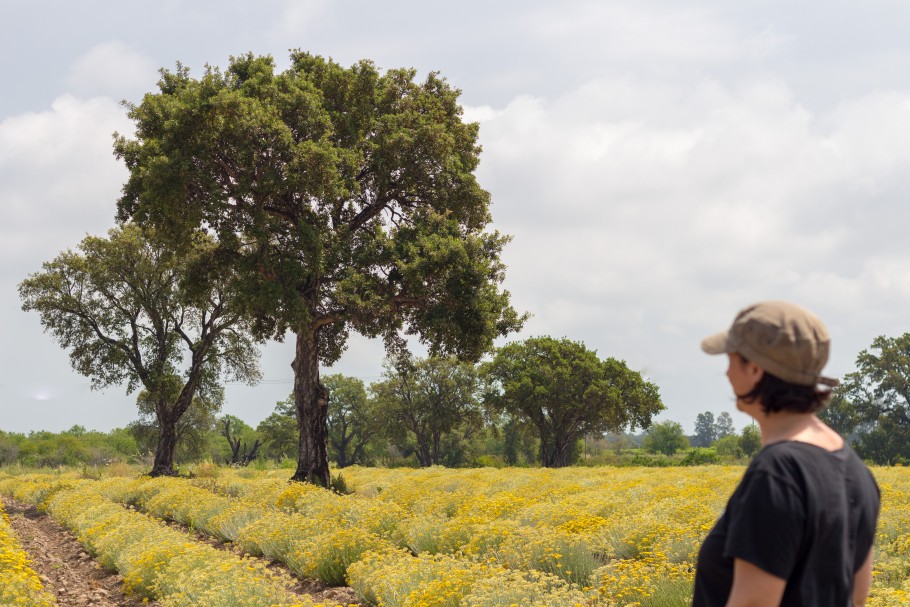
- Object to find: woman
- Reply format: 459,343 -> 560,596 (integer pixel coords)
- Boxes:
692,301 -> 880,607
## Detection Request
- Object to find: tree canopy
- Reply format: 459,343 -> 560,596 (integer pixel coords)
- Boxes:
483,336 -> 664,467
372,356 -> 483,467
715,411 -> 735,438
323,374 -> 379,467
19,224 -> 260,475
255,399 -> 298,462
113,52 -> 524,485
835,333 -> 910,464
692,412 -> 716,448
642,421 -> 690,455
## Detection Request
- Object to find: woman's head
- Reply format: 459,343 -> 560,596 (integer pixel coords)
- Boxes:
727,352 -> 833,414
703,301 -> 837,413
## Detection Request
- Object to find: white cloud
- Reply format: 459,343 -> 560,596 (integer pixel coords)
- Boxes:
522,2 -> 788,67
0,94 -> 129,267
269,0 -> 329,39
65,42 -> 158,100
471,74 -> 910,425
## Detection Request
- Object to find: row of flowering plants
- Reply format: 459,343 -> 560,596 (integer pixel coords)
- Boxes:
0,475 -> 339,607
3,465 -> 910,606
72,468 -> 724,605
0,497 -> 58,607
186,464 -> 910,607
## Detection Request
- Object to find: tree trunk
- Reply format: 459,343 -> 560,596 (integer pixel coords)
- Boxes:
540,437 -> 571,468
148,355 -> 204,477
290,328 -> 331,486
551,442 -> 569,467
151,414 -> 179,476
431,431 -> 442,466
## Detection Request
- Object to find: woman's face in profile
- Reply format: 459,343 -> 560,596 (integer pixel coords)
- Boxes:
725,352 -> 762,412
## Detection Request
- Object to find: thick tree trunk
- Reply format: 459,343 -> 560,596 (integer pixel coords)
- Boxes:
290,328 -> 331,486
431,431 -> 442,466
540,438 -> 571,468
150,415 -> 179,476
414,425 -> 432,467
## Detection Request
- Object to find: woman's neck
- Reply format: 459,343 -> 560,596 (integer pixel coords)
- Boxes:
754,411 -> 844,451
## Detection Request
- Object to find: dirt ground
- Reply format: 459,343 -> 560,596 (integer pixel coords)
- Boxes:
2,496 -> 360,606
2,497 -> 158,607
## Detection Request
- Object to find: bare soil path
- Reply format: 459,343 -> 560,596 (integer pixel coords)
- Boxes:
1,497 -> 159,607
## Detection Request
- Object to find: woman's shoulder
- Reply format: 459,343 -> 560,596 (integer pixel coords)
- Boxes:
752,440 -> 872,481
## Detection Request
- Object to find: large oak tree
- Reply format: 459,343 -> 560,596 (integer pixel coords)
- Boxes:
484,336 -> 664,467
19,225 -> 260,475
114,52 -> 524,484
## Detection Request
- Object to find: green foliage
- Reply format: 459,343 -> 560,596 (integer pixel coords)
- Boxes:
329,472 -> 353,495
128,379 -> 221,463
484,337 -> 664,467
642,421 -> 690,456
693,411 -> 735,448
372,356 -> 484,467
692,412 -> 716,448
713,434 -> 744,459
715,411 -> 735,438
113,51 -> 525,483
853,416 -> 910,465
500,418 -> 540,466
836,333 -> 910,464
0,427 -> 139,467
18,224 -> 260,475
818,393 -> 861,438
739,424 -> 762,457
324,374 -> 383,467
681,447 -> 719,465
255,400 -> 298,461
216,415 -> 260,465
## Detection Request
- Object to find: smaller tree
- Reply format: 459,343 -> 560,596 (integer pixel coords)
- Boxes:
642,421 -> 690,455
740,424 -> 762,457
372,356 -> 483,467
221,415 -> 261,465
714,411 -> 736,439
19,225 -> 260,476
484,337 -> 664,467
692,412 -> 716,448
818,393 -> 861,439
501,417 -> 540,466
324,374 -> 380,468
714,434 -> 744,459
256,399 -> 298,461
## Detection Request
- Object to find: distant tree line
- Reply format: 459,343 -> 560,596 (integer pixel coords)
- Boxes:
6,325 -> 910,469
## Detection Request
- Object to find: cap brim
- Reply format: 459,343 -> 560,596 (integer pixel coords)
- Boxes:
701,331 -> 730,355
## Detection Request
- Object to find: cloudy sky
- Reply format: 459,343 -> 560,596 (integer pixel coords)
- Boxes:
3,0 -> 910,435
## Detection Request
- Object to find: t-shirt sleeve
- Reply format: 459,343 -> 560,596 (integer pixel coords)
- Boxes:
723,469 -> 806,580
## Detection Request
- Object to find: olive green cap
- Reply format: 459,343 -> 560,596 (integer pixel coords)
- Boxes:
701,301 -> 839,387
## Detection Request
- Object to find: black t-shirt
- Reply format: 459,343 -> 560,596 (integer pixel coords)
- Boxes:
692,441 -> 880,607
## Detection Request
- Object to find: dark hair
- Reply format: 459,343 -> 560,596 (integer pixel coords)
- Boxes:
736,355 -> 832,414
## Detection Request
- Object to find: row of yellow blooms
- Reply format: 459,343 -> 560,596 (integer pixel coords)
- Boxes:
0,497 -> 57,607
0,475 -> 330,607
1,465 -> 909,606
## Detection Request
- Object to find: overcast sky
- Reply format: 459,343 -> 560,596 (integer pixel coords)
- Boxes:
3,0 -> 910,435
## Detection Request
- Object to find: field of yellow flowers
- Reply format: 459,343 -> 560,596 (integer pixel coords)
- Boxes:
1,465 -> 908,607
0,496 -> 58,606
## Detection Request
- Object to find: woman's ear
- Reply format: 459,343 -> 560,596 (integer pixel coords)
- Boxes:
743,358 -> 765,386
